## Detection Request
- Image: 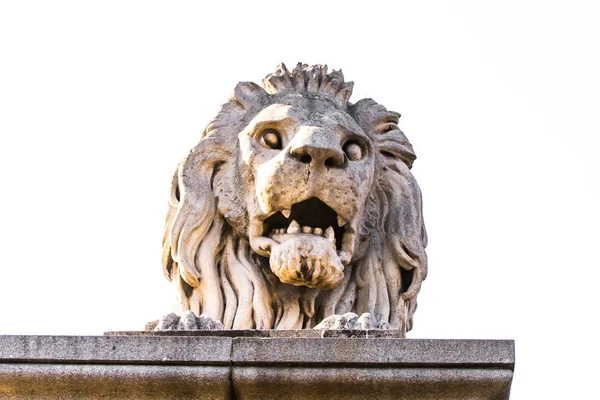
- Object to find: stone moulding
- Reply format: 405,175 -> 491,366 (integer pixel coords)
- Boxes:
0,334 -> 514,399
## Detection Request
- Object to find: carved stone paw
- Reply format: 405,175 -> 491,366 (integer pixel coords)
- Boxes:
144,311 -> 225,331
313,312 -> 391,330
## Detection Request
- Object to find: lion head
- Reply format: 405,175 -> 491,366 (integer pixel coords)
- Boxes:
161,63 -> 427,334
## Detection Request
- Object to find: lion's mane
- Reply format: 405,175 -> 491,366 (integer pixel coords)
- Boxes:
161,63 -> 427,334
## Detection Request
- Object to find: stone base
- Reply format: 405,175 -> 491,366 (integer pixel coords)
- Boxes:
0,332 -> 514,399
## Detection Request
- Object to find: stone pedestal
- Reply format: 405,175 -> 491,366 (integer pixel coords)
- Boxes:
0,332 -> 514,399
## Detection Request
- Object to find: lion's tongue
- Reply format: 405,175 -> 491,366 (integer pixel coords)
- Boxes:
268,234 -> 344,289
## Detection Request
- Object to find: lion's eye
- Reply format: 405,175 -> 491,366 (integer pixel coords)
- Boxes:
259,129 -> 282,150
343,141 -> 362,161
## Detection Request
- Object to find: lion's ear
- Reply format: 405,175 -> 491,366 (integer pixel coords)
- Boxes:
232,82 -> 268,110
203,82 -> 268,138
351,98 -> 416,167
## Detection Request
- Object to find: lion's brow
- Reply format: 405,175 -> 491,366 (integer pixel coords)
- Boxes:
249,117 -> 295,131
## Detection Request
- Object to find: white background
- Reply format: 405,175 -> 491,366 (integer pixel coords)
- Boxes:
1,1 -> 599,398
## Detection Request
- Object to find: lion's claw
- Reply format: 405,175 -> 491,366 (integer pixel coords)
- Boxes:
145,311 -> 225,331
313,312 -> 390,330
178,310 -> 198,329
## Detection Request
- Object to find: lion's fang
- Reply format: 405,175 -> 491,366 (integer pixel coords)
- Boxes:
325,226 -> 335,243
337,216 -> 347,227
282,209 -> 291,218
288,220 -> 301,233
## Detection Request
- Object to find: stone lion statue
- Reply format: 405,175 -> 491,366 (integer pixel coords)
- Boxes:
159,63 -> 427,334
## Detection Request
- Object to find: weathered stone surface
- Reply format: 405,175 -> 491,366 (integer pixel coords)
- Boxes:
230,338 -> 515,368
107,329 -> 408,339
178,310 -> 198,330
232,367 -> 513,400
143,319 -> 158,331
196,314 -> 225,330
0,334 -> 514,399
156,312 -> 179,330
0,364 -> 230,400
159,63 -> 428,334
0,335 -> 232,364
314,312 -> 391,330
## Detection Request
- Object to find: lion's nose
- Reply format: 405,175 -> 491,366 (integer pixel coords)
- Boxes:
289,129 -> 345,168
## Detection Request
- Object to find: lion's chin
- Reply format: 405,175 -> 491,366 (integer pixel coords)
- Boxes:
268,233 -> 344,289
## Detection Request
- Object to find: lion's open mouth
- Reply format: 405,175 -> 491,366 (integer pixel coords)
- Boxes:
263,198 -> 345,250
252,197 -> 353,288
250,197 -> 356,269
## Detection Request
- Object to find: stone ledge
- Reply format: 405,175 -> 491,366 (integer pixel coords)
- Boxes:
104,329 -> 406,339
0,335 -> 231,365
232,367 -> 514,400
231,337 -> 514,368
0,364 -> 229,400
0,334 -> 515,399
